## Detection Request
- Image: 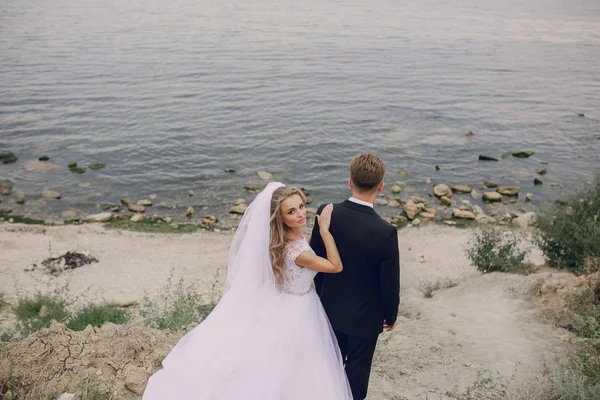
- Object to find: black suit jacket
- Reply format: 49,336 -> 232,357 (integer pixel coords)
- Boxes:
310,200 -> 400,339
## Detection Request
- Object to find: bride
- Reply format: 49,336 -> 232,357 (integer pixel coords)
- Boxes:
142,182 -> 353,399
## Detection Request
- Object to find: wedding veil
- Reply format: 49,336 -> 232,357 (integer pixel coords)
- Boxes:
223,181 -> 284,301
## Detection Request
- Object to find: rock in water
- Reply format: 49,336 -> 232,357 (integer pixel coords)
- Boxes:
497,186 -> 520,196
483,192 -> 502,202
534,177 -> 543,185
128,205 -> 145,213
440,196 -> 452,206
42,190 -> 61,199
188,190 -> 196,196
244,184 -> 265,191
525,193 -> 533,202
202,215 -> 218,226
389,200 -> 401,208
67,161 -> 77,168
434,184 -> 452,197
256,170 -> 273,180
120,198 -> 131,205
536,168 -> 547,175
470,190 -> 480,200
478,155 -> 499,161
0,151 -> 18,164
88,163 -> 106,170
512,151 -> 535,158
136,199 -> 153,206
391,185 -> 402,194
453,209 -> 476,220
85,212 -> 114,222
69,166 -> 86,174
130,214 -> 144,222
24,160 -> 60,172
403,199 -> 422,220
233,198 -> 246,206
412,218 -> 421,226
230,204 -> 248,214
186,207 -> 194,217
224,168 -> 236,173
375,198 -> 389,206
0,179 -> 14,195
38,156 -> 50,161
451,184 -> 471,193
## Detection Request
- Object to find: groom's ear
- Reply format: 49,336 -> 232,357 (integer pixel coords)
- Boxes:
377,181 -> 385,193
348,178 -> 354,189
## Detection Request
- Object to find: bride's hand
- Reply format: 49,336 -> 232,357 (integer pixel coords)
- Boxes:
317,204 -> 334,234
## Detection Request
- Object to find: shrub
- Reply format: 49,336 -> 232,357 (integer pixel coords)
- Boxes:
535,174 -> 600,273
140,276 -> 216,332
67,304 -> 131,331
14,294 -> 69,335
419,278 -> 458,298
466,226 -> 529,273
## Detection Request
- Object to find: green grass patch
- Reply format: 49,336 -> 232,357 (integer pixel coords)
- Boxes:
0,211 -> 46,225
141,276 -> 216,332
14,294 -> 69,335
67,304 -> 131,331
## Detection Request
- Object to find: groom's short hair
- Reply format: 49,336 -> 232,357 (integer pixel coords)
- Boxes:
350,153 -> 385,192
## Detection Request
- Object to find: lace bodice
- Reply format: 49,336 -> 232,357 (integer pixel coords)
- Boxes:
280,238 -> 317,295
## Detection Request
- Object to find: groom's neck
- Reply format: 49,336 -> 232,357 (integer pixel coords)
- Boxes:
351,190 -> 377,205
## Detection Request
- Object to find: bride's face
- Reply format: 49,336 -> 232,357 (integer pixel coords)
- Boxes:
280,194 -> 306,229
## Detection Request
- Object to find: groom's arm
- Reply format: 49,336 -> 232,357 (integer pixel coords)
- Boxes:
380,227 -> 400,327
310,205 -> 327,295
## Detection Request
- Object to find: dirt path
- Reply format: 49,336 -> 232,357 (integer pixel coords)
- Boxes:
0,223 -> 570,399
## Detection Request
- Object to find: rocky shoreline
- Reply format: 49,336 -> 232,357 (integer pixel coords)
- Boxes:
1,150 -> 550,231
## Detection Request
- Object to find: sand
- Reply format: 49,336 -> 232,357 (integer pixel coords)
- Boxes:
0,222 -> 574,399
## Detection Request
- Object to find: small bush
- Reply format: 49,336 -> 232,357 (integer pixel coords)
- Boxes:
14,294 -> 69,335
0,293 -> 7,310
512,346 -> 600,400
535,174 -> 600,273
67,304 -> 131,331
140,276 -> 216,332
420,279 -> 458,298
446,370 -> 508,399
466,226 -> 529,273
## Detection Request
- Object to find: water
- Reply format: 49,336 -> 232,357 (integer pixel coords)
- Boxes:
1,0 -> 599,223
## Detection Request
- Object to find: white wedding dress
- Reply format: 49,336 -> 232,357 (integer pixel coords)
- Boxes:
143,183 -> 352,400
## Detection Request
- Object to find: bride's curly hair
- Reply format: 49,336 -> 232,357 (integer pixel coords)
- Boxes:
270,186 -> 306,285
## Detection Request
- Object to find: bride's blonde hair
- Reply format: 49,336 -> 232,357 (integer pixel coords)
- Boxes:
269,186 -> 306,284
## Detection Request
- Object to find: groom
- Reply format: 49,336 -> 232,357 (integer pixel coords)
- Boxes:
310,153 -> 400,400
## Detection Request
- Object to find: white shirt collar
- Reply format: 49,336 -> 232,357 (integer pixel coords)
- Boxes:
348,197 -> 374,208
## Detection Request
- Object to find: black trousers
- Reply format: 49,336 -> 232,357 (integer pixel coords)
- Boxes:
334,329 -> 378,400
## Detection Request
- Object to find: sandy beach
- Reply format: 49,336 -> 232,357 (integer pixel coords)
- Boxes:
0,221 -> 577,399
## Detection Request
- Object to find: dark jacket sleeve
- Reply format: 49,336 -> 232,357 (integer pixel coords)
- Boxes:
380,227 -> 400,326
310,205 -> 327,295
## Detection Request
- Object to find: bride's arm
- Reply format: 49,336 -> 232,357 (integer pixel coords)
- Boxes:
295,204 -> 343,273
